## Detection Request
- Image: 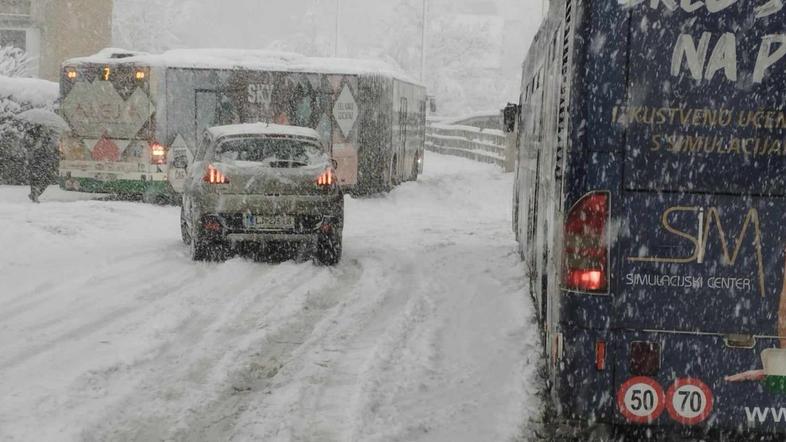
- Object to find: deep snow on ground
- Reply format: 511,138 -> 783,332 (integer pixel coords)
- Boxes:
0,152 -> 542,442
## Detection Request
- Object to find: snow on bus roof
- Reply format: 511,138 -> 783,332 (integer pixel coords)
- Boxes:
207,123 -> 321,141
66,48 -> 420,84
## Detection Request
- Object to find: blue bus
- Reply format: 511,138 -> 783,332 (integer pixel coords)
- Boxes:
514,0 -> 786,438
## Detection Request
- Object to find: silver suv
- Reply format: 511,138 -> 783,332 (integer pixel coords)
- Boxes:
180,123 -> 344,264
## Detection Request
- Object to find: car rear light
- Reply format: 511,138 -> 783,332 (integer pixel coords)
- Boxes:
562,191 -> 609,293
150,142 -> 166,165
204,165 -> 229,184
317,168 -> 335,187
596,340 -> 607,371
630,342 -> 661,376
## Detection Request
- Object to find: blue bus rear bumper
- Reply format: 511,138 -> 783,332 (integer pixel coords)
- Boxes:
555,326 -> 786,435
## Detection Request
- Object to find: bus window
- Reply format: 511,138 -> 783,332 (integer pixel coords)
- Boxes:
196,133 -> 212,161
195,90 -> 218,142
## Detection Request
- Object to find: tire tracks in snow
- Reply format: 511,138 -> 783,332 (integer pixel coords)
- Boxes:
78,259 -> 363,442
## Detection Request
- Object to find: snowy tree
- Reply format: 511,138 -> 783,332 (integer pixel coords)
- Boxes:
0,77 -> 58,184
376,0 -> 501,114
0,46 -> 34,78
265,4 -> 332,57
113,0 -> 197,52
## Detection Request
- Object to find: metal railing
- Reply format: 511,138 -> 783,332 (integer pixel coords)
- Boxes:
425,121 -> 511,169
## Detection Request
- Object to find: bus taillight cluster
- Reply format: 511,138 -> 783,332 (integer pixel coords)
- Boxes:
562,192 -> 610,293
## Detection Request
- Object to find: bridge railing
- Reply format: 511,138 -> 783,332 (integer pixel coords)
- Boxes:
425,120 -> 512,169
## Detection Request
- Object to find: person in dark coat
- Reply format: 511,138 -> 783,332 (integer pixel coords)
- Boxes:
26,123 -> 59,203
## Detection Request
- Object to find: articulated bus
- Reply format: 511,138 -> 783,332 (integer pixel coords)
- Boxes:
514,0 -> 786,438
58,49 -> 426,200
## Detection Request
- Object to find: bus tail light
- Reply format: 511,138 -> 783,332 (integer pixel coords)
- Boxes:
204,165 -> 229,184
562,191 -> 609,293
150,142 -> 167,165
595,340 -> 607,371
316,168 -> 335,187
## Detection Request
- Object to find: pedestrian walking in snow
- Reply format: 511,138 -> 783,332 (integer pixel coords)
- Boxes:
17,109 -> 67,203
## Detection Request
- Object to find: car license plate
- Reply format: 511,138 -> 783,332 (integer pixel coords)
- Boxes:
243,214 -> 295,230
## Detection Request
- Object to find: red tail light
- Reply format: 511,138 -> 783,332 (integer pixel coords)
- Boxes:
150,142 -> 166,165
562,192 -> 609,293
317,169 -> 335,187
204,165 -> 229,184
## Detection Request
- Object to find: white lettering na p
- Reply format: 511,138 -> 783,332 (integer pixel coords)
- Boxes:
755,0 -> 784,18
753,35 -> 786,83
672,33 -> 712,80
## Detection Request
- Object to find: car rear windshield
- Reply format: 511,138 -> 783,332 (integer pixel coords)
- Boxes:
215,137 -> 326,167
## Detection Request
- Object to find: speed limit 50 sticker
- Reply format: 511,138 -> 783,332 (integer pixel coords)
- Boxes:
617,377 -> 666,424
666,378 -> 714,425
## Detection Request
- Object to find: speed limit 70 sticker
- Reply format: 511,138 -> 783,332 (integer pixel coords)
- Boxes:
666,378 -> 714,425
617,377 -> 666,424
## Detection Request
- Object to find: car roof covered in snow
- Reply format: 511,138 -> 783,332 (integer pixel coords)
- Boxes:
207,123 -> 322,141
65,48 -> 421,85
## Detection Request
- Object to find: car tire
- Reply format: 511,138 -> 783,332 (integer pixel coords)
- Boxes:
190,227 -> 210,261
316,231 -> 342,266
190,227 -> 229,262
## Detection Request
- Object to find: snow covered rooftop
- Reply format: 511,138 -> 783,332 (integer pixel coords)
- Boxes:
66,48 -> 420,85
207,123 -> 321,141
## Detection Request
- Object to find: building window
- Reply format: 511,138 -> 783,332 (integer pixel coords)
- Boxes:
0,0 -> 32,16
0,29 -> 25,49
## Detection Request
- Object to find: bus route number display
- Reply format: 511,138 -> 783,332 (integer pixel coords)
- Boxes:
617,377 -> 666,424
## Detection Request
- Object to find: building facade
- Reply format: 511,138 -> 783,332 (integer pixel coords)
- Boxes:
0,0 -> 112,81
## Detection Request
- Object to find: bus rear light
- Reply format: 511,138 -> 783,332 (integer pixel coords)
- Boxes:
566,270 -> 605,292
596,340 -> 607,371
150,143 -> 166,165
562,192 -> 609,293
630,342 -> 661,376
204,165 -> 229,184
317,169 -> 334,187
202,216 -> 223,233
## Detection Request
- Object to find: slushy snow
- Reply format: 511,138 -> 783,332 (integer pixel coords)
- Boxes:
0,152 -> 541,441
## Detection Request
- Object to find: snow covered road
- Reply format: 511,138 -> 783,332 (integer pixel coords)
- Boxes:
0,153 -> 541,442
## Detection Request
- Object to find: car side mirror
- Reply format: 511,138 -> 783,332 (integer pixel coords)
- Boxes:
331,159 -> 339,170
173,156 -> 189,169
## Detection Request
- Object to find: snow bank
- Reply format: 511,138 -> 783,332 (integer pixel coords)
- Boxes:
0,76 -> 58,109
67,48 -> 420,85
